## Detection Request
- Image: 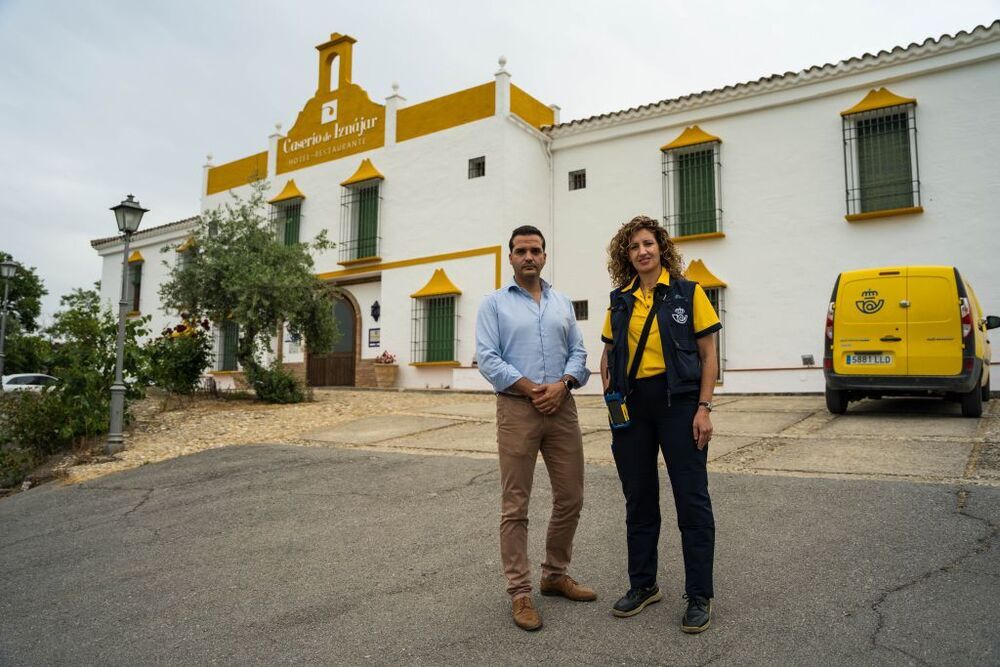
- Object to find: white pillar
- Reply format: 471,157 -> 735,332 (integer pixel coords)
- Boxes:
200,154 -> 214,210
268,123 -> 284,179
384,82 -> 406,148
549,104 -> 561,125
494,56 -> 510,117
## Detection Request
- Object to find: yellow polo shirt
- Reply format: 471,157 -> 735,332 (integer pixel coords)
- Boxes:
601,268 -> 720,379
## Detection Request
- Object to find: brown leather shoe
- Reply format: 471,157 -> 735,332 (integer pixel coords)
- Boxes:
512,596 -> 542,631
539,574 -> 597,601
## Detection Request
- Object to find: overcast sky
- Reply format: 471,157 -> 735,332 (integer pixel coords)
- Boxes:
0,0 -> 996,319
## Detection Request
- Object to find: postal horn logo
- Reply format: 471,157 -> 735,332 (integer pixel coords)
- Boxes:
671,307 -> 689,324
855,288 -> 884,315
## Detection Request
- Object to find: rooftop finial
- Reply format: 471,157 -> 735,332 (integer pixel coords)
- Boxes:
275,122 -> 283,133
392,81 -> 399,94
498,55 -> 507,68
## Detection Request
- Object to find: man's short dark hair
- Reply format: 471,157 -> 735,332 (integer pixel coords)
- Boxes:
508,225 -> 546,251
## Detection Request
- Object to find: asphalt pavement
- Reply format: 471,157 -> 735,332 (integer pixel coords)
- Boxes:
1,429 -> 998,665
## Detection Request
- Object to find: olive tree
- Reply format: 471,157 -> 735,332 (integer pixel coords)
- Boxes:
158,183 -> 338,394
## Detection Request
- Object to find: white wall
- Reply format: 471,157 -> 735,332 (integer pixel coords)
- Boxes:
95,223 -> 196,344
551,40 -> 1000,393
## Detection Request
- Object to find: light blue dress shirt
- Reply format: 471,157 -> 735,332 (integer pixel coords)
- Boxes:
475,278 -> 590,393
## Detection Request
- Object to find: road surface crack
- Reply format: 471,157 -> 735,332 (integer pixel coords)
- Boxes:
869,486 -> 998,662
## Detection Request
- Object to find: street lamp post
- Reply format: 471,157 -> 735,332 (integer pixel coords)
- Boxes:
0,260 -> 19,380
106,194 -> 147,455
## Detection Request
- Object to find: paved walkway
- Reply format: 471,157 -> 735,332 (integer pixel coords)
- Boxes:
299,394 -> 1000,486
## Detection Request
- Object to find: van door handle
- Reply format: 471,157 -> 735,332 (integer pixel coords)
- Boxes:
899,300 -> 910,308
880,335 -> 902,342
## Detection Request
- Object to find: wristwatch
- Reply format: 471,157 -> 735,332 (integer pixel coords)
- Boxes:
698,400 -> 713,412
562,379 -> 576,393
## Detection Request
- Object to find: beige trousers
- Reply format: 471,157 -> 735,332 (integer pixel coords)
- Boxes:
496,393 -> 585,598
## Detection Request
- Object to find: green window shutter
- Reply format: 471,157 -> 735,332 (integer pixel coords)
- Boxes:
703,288 -> 722,380
357,185 -> 378,258
857,112 -> 913,212
677,148 -> 716,235
283,205 -> 300,246
424,297 -> 454,362
129,263 -> 143,311
221,320 -> 239,371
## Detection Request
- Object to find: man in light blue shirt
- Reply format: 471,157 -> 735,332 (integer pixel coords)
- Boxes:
475,225 -> 594,631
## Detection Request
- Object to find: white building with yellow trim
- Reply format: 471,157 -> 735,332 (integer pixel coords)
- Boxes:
93,23 -> 1000,393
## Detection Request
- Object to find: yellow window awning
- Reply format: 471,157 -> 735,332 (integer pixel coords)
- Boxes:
683,259 -> 727,288
341,158 -> 385,186
128,250 -> 144,263
176,236 -> 196,253
410,268 -> 462,298
661,125 -> 721,152
841,87 -> 916,116
269,179 -> 306,203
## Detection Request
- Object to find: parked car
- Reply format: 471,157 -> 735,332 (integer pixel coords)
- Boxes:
824,266 -> 998,417
1,373 -> 60,393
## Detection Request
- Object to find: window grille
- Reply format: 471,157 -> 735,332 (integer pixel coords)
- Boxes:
177,249 -> 193,271
220,320 -> 239,371
703,287 -> 724,382
568,169 -> 586,191
842,104 -> 919,216
269,201 -> 302,246
572,300 -> 588,321
468,156 -> 486,179
339,181 -> 381,261
411,296 -> 458,363
127,261 -> 143,312
662,143 -> 721,237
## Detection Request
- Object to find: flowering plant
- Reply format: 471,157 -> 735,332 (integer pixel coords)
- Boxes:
374,350 -> 397,364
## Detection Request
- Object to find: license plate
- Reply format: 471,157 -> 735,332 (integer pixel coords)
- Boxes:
845,353 -> 892,365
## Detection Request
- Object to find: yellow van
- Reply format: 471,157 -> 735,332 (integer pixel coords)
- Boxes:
824,266 -> 998,417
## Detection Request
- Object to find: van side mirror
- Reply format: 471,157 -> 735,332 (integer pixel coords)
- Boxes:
986,315 -> 1000,330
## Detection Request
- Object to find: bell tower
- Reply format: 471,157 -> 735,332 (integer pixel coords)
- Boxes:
316,33 -> 355,93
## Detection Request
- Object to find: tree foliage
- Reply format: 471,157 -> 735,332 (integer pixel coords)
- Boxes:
0,250 -> 47,333
0,251 -> 50,375
158,183 -> 338,379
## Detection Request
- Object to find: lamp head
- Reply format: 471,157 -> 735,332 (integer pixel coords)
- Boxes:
0,260 -> 17,280
110,194 -> 148,234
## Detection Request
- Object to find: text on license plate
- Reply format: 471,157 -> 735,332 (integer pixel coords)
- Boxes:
846,354 -> 892,365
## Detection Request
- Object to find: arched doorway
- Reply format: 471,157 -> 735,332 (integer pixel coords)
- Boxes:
307,295 -> 357,386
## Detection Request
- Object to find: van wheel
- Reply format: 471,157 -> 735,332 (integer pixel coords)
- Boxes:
961,379 -> 983,418
982,374 -> 991,403
825,387 -> 848,414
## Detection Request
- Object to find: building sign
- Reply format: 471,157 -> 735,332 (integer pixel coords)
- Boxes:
368,327 -> 381,347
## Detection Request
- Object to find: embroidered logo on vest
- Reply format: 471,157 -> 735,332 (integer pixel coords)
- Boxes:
671,307 -> 689,324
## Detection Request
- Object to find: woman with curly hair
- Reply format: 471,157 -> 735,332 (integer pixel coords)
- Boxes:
599,215 -> 721,633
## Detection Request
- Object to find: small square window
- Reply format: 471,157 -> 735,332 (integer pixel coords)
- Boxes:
569,169 -> 586,191
468,156 -> 486,179
572,300 -> 588,321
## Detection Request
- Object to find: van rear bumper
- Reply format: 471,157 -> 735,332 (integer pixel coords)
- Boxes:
824,359 -> 981,394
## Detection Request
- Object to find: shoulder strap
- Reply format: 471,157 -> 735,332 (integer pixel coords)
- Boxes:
627,291 -> 665,384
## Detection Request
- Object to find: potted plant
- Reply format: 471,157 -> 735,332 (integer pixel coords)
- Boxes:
372,350 -> 398,388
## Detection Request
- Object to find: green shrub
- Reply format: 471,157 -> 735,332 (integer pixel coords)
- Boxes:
0,444 -> 40,488
147,319 -> 214,394
246,362 -> 306,403
0,391 -> 74,455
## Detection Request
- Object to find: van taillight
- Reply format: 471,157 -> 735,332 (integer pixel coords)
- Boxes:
960,297 -> 973,339
825,302 -> 835,340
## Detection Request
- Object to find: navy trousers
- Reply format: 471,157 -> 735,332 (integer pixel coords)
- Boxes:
611,375 -> 715,598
